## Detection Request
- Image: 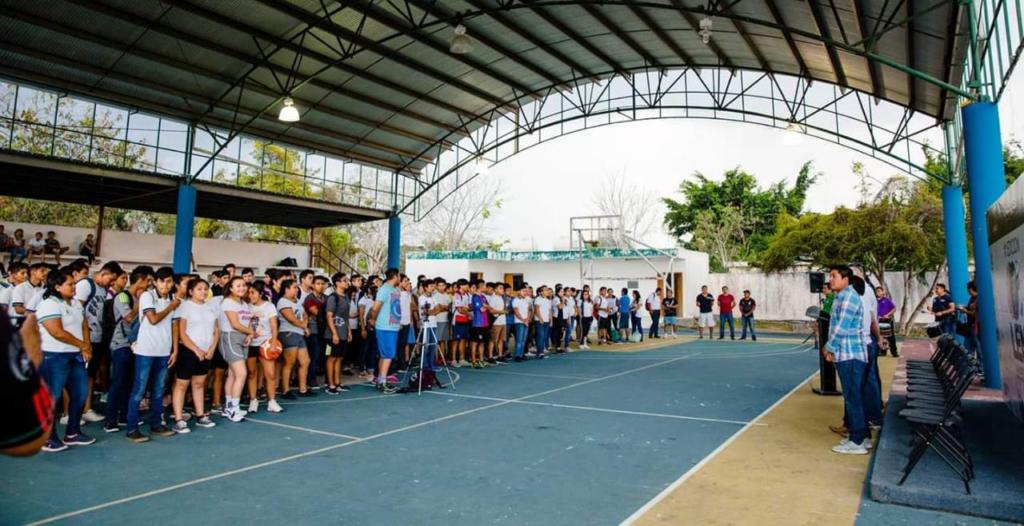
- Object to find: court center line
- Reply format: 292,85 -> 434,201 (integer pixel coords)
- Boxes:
618,369 -> 820,526
244,417 -> 363,440
29,350 -> 700,525
427,391 -> 762,426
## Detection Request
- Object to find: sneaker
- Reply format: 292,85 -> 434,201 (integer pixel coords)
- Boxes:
379,383 -> 398,394
831,440 -> 869,455
829,424 -> 849,438
58,415 -> 86,426
228,409 -> 246,423
267,400 -> 284,413
387,374 -> 399,383
451,361 -> 462,368
248,400 -> 259,414
103,422 -> 121,433
151,425 -> 175,437
126,429 -> 150,443
281,391 -> 298,400
471,361 -> 481,369
42,438 -> 69,452
180,412 -> 192,422
337,384 -> 350,392
63,433 -> 96,446
298,390 -> 316,398
173,420 -> 190,434
196,415 -> 216,428
459,360 -> 471,367
326,386 -> 339,395
82,409 -> 105,423
537,353 -> 548,359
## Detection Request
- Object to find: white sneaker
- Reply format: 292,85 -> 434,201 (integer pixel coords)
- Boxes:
267,400 -> 284,413
173,420 -> 191,434
82,409 -> 105,423
229,409 -> 247,423
248,400 -> 259,414
839,438 -> 874,450
460,360 -> 471,367
832,440 -> 869,455
59,415 -> 86,426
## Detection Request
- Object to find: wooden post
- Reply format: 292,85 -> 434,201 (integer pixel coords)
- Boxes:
95,205 -> 105,258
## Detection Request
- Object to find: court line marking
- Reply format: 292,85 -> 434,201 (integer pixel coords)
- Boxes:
277,394 -> 389,405
427,391 -> 762,427
28,351 -> 699,525
244,417 -> 363,440
470,368 -> 591,380
618,369 -> 820,526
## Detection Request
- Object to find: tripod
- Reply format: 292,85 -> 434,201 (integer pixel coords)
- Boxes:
400,321 -> 457,395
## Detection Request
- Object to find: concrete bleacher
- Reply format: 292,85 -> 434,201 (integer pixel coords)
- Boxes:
1,221 -> 312,275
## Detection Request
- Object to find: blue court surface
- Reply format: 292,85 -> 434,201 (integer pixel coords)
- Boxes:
0,339 -> 819,525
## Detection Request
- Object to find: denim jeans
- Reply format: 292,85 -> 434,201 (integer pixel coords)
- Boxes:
631,314 -> 643,337
863,340 -> 883,425
421,327 -> 438,371
649,310 -> 661,338
741,316 -> 756,339
40,352 -> 88,439
514,323 -> 528,357
127,354 -> 169,432
305,333 -> 326,386
720,313 -> 736,338
835,359 -> 868,444
361,330 -> 377,372
9,246 -> 27,262
535,322 -> 550,353
105,346 -> 134,424
579,317 -> 593,345
563,318 -> 576,347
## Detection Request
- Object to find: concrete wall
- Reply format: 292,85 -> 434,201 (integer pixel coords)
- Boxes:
1,221 -> 310,273
406,249 -> 711,319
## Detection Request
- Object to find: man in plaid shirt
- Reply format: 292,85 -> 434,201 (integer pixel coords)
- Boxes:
824,265 -> 870,454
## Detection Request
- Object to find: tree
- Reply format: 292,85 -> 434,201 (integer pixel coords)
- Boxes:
413,174 -> 504,251
662,162 -> 819,270
590,171 -> 662,240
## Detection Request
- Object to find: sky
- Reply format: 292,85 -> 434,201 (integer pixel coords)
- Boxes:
472,73 -> 1024,252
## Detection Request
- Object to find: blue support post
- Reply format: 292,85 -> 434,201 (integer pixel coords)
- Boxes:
961,101 -> 1006,389
942,185 -> 970,306
172,184 -> 196,273
387,214 -> 401,270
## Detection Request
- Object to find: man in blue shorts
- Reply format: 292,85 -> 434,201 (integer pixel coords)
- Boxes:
368,268 -> 402,394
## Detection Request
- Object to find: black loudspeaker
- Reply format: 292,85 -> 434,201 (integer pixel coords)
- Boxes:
809,272 -> 826,293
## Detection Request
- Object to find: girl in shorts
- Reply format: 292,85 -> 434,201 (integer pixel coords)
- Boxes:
246,281 -> 282,414
171,278 -> 218,433
218,277 -> 252,422
277,279 -> 312,399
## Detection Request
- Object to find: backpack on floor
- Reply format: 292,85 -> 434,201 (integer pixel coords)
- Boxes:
609,327 -> 620,342
404,369 -> 436,392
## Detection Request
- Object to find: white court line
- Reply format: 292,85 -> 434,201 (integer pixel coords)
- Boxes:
277,394 -> 389,405
428,391 -> 761,427
244,417 -> 363,440
471,368 -> 591,380
618,369 -> 820,526
28,350 -> 698,525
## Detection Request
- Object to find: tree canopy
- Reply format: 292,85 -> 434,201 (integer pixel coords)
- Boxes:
662,162 -> 818,270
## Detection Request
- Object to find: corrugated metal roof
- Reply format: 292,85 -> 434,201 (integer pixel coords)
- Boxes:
0,0 -> 968,174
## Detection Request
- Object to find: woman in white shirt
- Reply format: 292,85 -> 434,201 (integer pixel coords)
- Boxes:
277,279 -> 312,399
357,285 -> 376,379
170,278 -> 219,433
246,281 -> 281,414
219,277 -> 253,422
36,268 -> 93,452
579,289 -> 594,349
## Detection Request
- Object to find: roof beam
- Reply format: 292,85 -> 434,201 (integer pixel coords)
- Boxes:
936,0 -> 962,119
0,63 -> 418,173
763,0 -> 811,77
522,2 -> 628,76
0,40 -> 423,169
463,0 -> 598,79
0,7 -> 451,149
669,1 -> 735,69
351,0 -> 557,90
252,0 -> 512,109
626,4 -> 695,66
578,3 -> 662,68
807,0 -> 850,87
850,0 -> 886,99
716,2 -> 772,71
87,0 -> 480,126
905,0 -> 918,110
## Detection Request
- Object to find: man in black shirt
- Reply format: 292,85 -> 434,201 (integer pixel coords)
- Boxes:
739,290 -> 757,341
930,283 -> 956,336
695,286 -> 715,339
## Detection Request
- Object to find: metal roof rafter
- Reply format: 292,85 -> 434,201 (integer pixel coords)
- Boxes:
521,1 -> 629,76
578,3 -> 662,69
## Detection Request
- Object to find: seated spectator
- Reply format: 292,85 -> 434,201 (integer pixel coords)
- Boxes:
78,234 -> 96,266
8,229 -> 27,263
43,231 -> 69,265
27,232 -> 46,263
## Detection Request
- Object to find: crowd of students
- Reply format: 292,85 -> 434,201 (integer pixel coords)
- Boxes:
0,253 -> 772,454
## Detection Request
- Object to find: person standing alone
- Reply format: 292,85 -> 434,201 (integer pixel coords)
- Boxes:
717,286 -> 736,340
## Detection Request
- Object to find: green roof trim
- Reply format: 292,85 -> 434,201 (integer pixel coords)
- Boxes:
406,248 -> 677,262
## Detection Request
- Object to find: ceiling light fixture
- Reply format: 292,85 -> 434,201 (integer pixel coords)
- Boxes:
474,157 -> 490,175
278,97 -> 300,122
783,121 -> 805,146
699,16 -> 713,45
450,24 -> 473,55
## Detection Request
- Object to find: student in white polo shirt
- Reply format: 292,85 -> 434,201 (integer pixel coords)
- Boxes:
125,267 -> 180,443
10,263 -> 48,327
36,267 -> 93,452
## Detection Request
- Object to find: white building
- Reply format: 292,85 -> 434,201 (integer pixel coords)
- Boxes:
406,247 -> 710,319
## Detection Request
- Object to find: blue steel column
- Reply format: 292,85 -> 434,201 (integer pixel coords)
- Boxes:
942,185 -> 970,306
172,184 -> 196,273
387,214 -> 401,270
962,101 -> 1006,389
